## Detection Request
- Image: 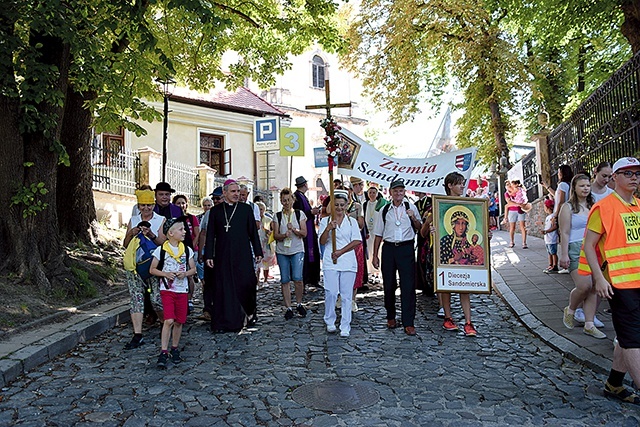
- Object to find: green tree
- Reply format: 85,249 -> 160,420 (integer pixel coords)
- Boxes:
344,0 -> 529,166
0,0 -> 342,290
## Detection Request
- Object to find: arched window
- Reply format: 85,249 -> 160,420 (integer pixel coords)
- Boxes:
312,55 -> 325,89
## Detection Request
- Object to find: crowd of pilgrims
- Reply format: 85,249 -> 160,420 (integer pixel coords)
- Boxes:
122,172 -> 482,368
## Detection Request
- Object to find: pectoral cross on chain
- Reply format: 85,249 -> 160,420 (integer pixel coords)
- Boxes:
224,223 -> 231,232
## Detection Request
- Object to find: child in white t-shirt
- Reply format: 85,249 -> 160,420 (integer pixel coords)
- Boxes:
542,199 -> 558,273
150,218 -> 196,369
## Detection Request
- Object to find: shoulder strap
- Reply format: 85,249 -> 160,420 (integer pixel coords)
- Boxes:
294,209 -> 301,224
277,211 -> 282,224
157,247 -> 166,271
382,203 -> 391,225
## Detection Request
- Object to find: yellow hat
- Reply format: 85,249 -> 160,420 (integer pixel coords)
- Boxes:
136,189 -> 156,205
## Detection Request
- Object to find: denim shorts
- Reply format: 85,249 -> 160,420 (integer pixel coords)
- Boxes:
568,241 -> 581,272
507,210 -> 526,223
277,252 -> 304,283
546,243 -> 557,255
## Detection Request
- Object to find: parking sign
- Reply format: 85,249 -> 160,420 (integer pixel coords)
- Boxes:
254,118 -> 280,152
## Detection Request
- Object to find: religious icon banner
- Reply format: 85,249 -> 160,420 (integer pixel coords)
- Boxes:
337,128 -> 476,194
432,195 -> 491,294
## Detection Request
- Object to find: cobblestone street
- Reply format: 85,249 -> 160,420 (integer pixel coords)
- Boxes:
1,276 -> 639,426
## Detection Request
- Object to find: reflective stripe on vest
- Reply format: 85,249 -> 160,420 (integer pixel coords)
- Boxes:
597,193 -> 640,289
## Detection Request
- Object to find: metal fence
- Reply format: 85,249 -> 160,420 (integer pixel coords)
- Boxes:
91,136 -> 139,195
521,150 -> 540,202
548,50 -> 640,187
166,160 -> 200,206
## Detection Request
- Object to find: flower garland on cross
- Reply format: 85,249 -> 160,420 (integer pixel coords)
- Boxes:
320,116 -> 342,169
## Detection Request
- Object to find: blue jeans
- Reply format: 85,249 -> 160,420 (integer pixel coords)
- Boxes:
277,252 -> 304,284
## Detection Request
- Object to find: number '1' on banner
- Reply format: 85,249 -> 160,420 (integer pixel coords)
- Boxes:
279,128 -> 305,156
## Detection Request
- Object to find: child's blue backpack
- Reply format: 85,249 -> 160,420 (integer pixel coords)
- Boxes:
135,234 -> 158,281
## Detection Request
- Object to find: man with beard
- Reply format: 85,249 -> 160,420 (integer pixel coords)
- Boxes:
204,180 -> 263,332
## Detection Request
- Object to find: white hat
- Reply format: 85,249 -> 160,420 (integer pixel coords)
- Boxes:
612,157 -> 640,173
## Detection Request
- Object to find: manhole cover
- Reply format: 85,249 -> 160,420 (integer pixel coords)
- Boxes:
291,380 -> 380,413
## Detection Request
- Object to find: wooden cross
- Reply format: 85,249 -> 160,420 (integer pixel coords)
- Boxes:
305,79 -> 352,118
305,78 -> 351,263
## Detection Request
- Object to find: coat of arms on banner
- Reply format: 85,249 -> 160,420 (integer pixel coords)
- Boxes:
455,153 -> 473,171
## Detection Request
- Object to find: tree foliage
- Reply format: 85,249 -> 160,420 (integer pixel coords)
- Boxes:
343,0 -> 636,165
0,0 -> 343,289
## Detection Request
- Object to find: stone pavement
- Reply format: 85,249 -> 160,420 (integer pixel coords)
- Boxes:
0,231 -> 638,425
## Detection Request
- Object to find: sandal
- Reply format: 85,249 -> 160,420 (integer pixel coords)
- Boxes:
508,243 -> 515,248
522,244 -> 528,249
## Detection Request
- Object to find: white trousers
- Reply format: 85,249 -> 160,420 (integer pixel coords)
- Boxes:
323,270 -> 356,335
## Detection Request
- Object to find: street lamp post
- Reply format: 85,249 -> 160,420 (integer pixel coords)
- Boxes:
157,77 -> 176,182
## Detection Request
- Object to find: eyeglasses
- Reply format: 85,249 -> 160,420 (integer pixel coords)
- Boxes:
617,170 -> 640,178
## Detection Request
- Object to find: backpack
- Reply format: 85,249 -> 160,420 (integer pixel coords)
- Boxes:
135,234 -> 158,281
276,209 -> 302,228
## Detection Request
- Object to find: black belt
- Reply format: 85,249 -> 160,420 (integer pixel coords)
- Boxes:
384,240 -> 414,247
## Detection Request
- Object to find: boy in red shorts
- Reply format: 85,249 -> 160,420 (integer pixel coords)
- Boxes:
150,218 -> 196,369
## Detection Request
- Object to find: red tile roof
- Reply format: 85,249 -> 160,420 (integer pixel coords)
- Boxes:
170,86 -> 287,117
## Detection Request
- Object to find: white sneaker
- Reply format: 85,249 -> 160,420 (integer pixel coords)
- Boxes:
340,331 -> 350,337
351,301 -> 359,313
326,324 -> 337,333
573,308 -> 585,323
558,268 -> 570,274
437,307 -> 445,318
594,316 -> 605,328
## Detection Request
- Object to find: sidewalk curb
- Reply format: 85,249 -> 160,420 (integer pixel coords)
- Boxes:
0,300 -> 130,388
492,267 -> 611,376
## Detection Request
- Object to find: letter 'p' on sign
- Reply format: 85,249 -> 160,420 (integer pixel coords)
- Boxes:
254,118 -> 280,152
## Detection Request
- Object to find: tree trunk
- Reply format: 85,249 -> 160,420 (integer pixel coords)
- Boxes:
57,87 -> 98,243
483,81 -> 510,162
621,0 -> 640,54
0,32 -> 71,290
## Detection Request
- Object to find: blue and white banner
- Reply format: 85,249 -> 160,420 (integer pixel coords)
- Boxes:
337,128 -> 476,194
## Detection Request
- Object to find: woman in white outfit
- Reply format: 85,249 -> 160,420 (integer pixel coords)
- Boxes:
318,190 -> 362,337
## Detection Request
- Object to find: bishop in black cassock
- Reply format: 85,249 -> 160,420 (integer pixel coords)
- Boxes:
204,182 -> 262,332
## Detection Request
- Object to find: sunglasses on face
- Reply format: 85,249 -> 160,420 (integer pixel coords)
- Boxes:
213,196 -> 222,200
617,170 -> 640,178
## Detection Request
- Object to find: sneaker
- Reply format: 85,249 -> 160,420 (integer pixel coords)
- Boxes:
583,326 -> 607,339
604,381 -> 640,404
351,301 -> 359,313
437,307 -> 445,318
340,331 -> 350,337
296,304 -> 307,318
170,348 -> 182,364
594,316 -> 605,328
573,308 -> 585,323
443,318 -> 459,331
543,266 -> 555,273
284,308 -> 294,320
463,322 -> 477,337
563,307 -> 574,329
327,324 -> 337,333
188,300 -> 194,314
123,336 -> 145,350
157,352 -> 169,369
558,268 -> 570,274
